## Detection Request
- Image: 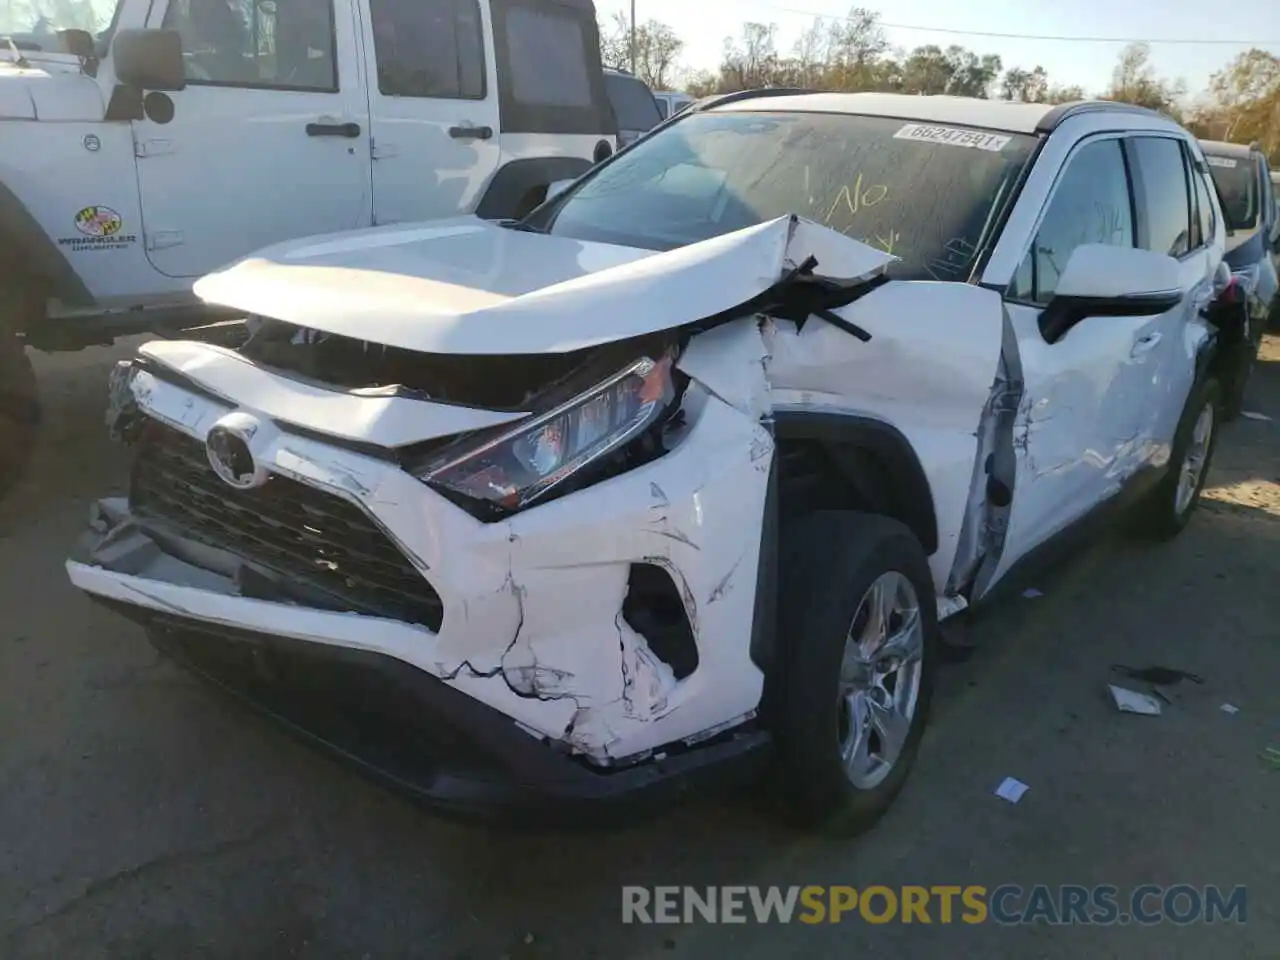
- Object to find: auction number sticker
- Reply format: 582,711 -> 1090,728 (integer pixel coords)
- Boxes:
1206,156 -> 1238,168
894,123 -> 1011,152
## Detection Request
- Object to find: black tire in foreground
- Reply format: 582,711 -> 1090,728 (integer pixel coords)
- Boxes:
0,333 -> 39,500
770,511 -> 938,835
1130,376 -> 1222,541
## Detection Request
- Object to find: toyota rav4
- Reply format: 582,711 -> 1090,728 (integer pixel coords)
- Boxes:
68,92 -> 1237,833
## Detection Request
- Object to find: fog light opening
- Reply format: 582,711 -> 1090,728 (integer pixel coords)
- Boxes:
622,563 -> 699,680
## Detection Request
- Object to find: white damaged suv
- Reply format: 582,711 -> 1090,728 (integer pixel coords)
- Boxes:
69,92 -> 1235,831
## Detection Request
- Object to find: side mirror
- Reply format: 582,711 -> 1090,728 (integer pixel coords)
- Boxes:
111,29 -> 186,91
57,28 -> 95,59
1041,244 -> 1182,344
546,179 -> 576,202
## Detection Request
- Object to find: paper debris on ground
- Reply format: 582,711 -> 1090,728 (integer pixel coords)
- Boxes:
1220,703 -> 1240,715
995,777 -> 1030,804
1261,747 -> 1280,769
1022,588 -> 1044,599
1240,411 -> 1272,422
1109,684 -> 1163,716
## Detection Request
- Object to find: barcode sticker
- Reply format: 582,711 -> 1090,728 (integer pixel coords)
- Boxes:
893,123 -> 1012,152
1206,156 -> 1238,169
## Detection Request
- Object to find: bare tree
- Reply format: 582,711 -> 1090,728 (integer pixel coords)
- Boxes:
1105,42 -> 1186,116
598,13 -> 686,90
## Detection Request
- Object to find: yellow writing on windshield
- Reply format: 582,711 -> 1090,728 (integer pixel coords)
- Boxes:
825,173 -> 890,224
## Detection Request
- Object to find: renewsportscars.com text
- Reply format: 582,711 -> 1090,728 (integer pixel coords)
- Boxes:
621,884 -> 1247,926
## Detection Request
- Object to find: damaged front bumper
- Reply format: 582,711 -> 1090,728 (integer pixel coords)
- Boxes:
67,359 -> 777,820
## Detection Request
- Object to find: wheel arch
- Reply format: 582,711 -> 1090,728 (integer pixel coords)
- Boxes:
474,156 -> 595,220
0,181 -> 95,320
772,410 -> 940,556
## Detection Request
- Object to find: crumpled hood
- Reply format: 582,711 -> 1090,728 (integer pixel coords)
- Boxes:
0,56 -> 104,120
194,215 -> 896,355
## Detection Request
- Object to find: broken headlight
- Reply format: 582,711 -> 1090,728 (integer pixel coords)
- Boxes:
421,356 -> 676,514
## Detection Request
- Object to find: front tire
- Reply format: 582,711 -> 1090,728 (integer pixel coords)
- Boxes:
770,511 -> 938,835
1131,377 -> 1221,540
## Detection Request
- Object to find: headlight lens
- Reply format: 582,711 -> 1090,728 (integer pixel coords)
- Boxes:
421,356 -> 675,511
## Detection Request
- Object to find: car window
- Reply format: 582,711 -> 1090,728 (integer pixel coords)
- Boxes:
163,0 -> 337,91
533,111 -> 1038,282
604,73 -> 662,131
503,5 -> 593,107
369,0 -> 484,99
1130,137 -> 1192,258
1191,160 -> 1216,249
1011,138 -> 1134,303
655,98 -> 670,119
1205,153 -> 1259,232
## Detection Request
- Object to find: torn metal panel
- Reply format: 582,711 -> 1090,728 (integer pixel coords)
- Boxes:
947,308 -> 1024,601
193,215 -> 895,356
138,339 -> 529,447
764,280 -> 1009,587
676,320 -> 772,422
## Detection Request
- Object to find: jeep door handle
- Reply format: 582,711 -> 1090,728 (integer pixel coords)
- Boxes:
449,125 -> 493,140
1130,332 -> 1162,357
306,121 -> 361,138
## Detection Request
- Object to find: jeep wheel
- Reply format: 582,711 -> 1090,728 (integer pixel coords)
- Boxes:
0,332 -> 39,499
1130,377 -> 1221,540
771,511 -> 937,835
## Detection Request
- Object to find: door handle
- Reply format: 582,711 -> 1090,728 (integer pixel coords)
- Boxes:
449,125 -> 493,140
1130,333 -> 1162,357
306,121 -> 361,138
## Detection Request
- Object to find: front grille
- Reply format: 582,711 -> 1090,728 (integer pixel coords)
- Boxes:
130,421 -> 443,631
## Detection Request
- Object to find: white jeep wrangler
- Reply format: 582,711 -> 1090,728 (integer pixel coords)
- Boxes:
0,0 -> 617,494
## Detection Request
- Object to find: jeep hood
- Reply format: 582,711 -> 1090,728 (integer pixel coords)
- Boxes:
0,57 -> 104,120
194,215 -> 895,355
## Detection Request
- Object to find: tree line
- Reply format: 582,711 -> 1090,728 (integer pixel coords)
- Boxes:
598,7 -> 1280,162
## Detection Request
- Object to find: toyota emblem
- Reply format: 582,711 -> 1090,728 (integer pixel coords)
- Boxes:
205,412 -> 268,489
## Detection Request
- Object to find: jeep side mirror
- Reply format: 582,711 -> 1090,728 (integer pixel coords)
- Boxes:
1039,244 -> 1183,344
111,29 -> 186,91
57,28 -> 95,60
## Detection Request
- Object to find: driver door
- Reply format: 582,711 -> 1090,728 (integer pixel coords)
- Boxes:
132,0 -> 371,279
982,135 -> 1170,591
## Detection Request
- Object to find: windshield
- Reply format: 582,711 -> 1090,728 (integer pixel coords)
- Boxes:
1206,154 -> 1259,231
531,111 -> 1038,281
0,0 -> 122,49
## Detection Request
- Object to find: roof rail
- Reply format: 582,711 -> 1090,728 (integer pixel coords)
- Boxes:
691,87 -> 817,113
1035,99 -> 1173,133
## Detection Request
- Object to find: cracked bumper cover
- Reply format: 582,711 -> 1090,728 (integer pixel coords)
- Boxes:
67,508 -> 770,820
66,375 -> 776,817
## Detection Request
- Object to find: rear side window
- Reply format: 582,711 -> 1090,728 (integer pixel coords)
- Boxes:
1130,137 -> 1192,258
1191,159 -> 1216,248
504,6 -> 592,106
655,98 -> 670,119
368,0 -> 485,99
490,0 -> 611,134
604,73 -> 662,130
1013,138 -> 1134,303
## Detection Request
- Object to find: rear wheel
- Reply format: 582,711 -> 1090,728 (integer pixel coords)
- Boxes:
770,511 -> 937,835
1130,377 -> 1221,540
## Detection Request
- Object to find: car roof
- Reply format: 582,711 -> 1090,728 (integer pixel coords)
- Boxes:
1198,139 -> 1259,159
709,92 -> 1174,136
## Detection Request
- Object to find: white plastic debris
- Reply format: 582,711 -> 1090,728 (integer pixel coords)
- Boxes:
1240,411 -> 1272,422
1220,703 -> 1240,715
995,777 -> 1030,804
1022,588 -> 1044,599
1108,684 -> 1162,716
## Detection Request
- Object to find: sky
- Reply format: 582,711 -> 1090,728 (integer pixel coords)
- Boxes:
594,0 -> 1280,101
